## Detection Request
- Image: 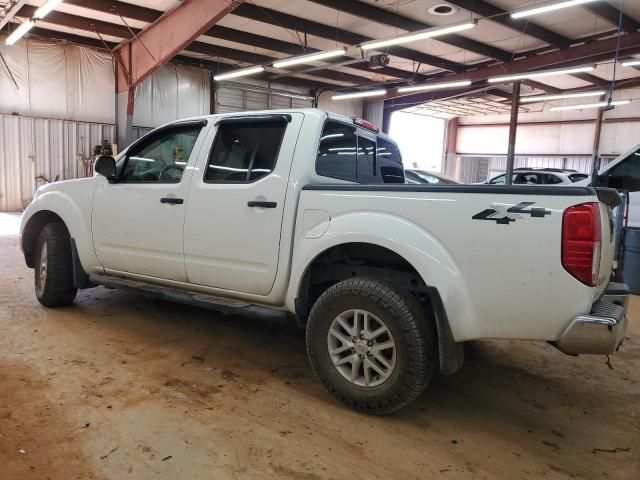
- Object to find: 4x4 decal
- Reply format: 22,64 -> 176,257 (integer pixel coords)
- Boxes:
472,202 -> 551,225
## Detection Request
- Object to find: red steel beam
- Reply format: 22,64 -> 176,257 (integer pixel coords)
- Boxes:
114,0 -> 245,93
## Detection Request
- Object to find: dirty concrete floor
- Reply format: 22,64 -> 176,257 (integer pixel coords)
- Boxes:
0,213 -> 638,480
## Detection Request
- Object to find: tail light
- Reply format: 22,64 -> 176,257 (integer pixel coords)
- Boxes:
562,202 -> 601,286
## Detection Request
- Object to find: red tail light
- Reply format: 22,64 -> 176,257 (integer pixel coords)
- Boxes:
562,202 -> 601,286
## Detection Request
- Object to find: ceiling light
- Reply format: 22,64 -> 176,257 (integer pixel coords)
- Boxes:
273,49 -> 346,69
488,65 -> 594,83
5,20 -> 34,45
511,0 -> 599,19
213,66 -> 264,81
34,0 -> 65,19
360,20 -> 476,51
621,59 -> 640,67
397,80 -> 472,93
549,100 -> 630,111
520,90 -> 605,103
332,89 -> 387,100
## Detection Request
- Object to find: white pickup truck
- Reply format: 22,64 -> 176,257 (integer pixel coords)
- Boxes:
20,109 -> 629,415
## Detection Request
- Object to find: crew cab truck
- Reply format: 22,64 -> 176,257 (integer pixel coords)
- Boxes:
20,109 -> 629,415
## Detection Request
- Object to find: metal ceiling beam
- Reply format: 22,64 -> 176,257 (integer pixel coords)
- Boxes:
307,0 -> 512,62
231,3 -> 466,73
112,0 -> 245,93
0,0 -> 27,30
385,31 -> 640,104
445,0 -> 571,49
64,0 -> 161,23
203,25 -> 429,82
62,0 -> 434,82
14,5 -> 359,87
8,22 -> 323,92
570,72 -> 609,86
582,3 -> 640,34
521,80 -> 562,94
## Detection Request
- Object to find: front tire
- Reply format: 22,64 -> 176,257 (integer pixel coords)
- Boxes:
306,278 -> 436,415
34,223 -> 77,307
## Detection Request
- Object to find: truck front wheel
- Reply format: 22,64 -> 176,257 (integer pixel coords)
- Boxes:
306,277 -> 436,415
34,223 -> 77,307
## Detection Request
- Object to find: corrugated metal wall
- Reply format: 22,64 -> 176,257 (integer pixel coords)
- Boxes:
445,154 -> 616,183
0,113 -> 115,211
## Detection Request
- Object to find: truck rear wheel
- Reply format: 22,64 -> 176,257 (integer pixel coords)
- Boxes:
306,277 -> 436,415
34,223 -> 77,307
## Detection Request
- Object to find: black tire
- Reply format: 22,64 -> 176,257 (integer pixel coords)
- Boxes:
34,223 -> 77,307
306,277 -> 436,415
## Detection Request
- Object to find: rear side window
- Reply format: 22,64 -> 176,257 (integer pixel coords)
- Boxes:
316,121 -> 357,182
357,135 -> 377,183
205,122 -> 286,183
316,121 -> 404,184
376,137 -> 404,183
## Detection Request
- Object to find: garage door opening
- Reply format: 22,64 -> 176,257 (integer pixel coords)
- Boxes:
389,111 -> 446,173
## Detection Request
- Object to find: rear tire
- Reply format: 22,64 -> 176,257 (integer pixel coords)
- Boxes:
306,277 -> 436,415
34,223 -> 77,307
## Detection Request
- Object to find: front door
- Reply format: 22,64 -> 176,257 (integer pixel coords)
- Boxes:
92,121 -> 207,281
183,114 -> 302,295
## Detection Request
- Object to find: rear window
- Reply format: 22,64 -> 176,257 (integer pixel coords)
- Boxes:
316,120 -> 404,184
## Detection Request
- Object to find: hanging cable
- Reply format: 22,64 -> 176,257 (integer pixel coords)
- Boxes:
606,0 -> 625,108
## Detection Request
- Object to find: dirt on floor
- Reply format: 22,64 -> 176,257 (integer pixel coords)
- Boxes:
0,213 -> 638,480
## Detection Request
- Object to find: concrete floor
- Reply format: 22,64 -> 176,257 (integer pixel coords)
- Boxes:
0,212 -> 638,480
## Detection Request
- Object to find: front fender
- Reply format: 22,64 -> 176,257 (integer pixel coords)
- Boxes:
21,179 -> 100,274
286,211 -> 478,341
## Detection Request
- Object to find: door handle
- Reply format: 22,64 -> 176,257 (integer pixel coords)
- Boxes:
160,197 -> 184,205
247,200 -> 277,208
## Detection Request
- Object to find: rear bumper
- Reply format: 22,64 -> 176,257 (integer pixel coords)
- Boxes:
554,282 -> 629,355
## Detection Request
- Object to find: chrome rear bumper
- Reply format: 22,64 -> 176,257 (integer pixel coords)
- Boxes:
554,283 -> 629,355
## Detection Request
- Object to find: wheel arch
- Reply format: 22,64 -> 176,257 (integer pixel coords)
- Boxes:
291,241 -> 464,375
21,210 -> 66,268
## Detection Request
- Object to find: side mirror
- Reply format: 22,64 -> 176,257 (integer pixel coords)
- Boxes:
95,155 -> 117,181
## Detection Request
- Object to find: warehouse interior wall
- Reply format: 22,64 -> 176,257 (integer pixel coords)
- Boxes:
133,64 -> 210,128
0,35 -> 114,123
455,90 -> 640,157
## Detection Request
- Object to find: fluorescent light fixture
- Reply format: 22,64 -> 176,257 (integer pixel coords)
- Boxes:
621,59 -> 640,67
520,90 -> 605,103
488,65 -> 594,83
511,0 -> 599,19
213,66 -> 264,81
331,89 -> 387,100
549,100 -> 630,111
5,20 -> 34,45
360,20 -> 476,51
273,49 -> 346,69
397,80 -> 472,93
34,0 -> 64,19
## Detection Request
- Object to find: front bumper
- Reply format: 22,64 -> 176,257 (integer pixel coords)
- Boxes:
554,282 -> 629,355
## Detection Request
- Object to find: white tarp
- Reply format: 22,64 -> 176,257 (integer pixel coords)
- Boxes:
0,34 -> 115,123
133,64 -> 210,127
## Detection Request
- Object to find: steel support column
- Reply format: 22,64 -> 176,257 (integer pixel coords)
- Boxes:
591,106 -> 605,182
505,81 -> 521,186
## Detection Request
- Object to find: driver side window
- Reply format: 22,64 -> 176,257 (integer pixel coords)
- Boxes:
120,126 -> 202,183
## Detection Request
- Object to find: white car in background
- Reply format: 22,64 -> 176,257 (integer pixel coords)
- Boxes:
485,168 -> 589,185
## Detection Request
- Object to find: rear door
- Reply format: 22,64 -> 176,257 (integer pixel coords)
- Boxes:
183,113 -> 303,295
